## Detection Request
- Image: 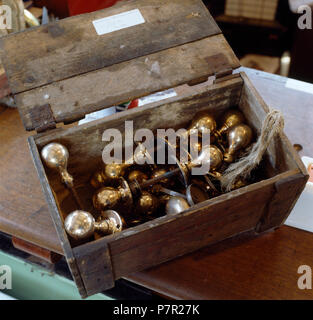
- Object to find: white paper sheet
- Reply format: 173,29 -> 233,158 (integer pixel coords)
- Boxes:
285,157 -> 313,233
285,78 -> 313,95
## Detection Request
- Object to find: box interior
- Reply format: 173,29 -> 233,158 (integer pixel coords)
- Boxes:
33,74 -> 300,248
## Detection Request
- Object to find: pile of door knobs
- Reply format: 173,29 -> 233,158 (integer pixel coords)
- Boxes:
41,108 -> 254,242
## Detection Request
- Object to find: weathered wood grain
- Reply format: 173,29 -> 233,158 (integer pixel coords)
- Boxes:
74,240 -> 115,296
238,72 -> 309,233
0,107 -> 62,254
108,172 -> 292,279
24,71 -> 309,296
0,0 -> 221,95
16,36 -> 240,131
71,170 -> 298,289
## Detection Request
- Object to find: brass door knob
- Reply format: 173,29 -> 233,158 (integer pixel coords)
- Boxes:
224,124 -> 253,163
41,143 -> 73,188
216,110 -> 245,138
64,210 -> 123,240
93,178 -> 133,211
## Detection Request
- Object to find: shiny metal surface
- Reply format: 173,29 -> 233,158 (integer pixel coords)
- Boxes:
151,168 -> 174,187
93,178 -> 133,211
186,184 -> 209,206
136,191 -> 159,216
64,210 -> 95,240
128,170 -> 148,184
41,143 -> 74,188
189,112 -> 217,135
224,124 -> 253,163
65,210 -> 123,240
159,187 -> 187,199
90,171 -> 110,189
97,210 -> 123,234
216,110 -> 245,137
104,163 -> 129,181
189,145 -> 223,172
165,196 -> 190,215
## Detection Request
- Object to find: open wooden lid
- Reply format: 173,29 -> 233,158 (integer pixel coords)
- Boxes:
0,0 -> 240,131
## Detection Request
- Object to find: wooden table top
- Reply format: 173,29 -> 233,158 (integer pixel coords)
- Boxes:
1,68 -> 313,299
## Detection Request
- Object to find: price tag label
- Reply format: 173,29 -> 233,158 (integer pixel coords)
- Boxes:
93,9 -> 145,36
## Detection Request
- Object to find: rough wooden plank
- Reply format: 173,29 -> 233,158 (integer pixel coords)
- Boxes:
74,240 -> 115,296
0,0 -> 221,95
30,72 -> 306,296
17,35 -> 240,131
256,173 -> 308,233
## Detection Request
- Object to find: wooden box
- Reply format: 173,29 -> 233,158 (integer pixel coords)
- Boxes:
0,0 -> 308,298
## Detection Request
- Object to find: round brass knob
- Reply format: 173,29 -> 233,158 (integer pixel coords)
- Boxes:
64,210 -> 123,240
41,143 -> 73,188
224,124 -> 253,163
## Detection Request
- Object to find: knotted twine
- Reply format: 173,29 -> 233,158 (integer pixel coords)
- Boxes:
220,110 -> 285,192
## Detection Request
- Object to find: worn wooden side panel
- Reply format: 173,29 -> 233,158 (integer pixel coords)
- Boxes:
108,173 -> 296,280
0,0 -> 221,94
74,241 -> 115,296
256,173 -> 308,233
28,136 -> 87,298
69,174 -> 296,295
239,72 -> 308,232
17,35 -> 240,131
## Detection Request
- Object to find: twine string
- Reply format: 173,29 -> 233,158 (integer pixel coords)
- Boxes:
220,110 -> 285,192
